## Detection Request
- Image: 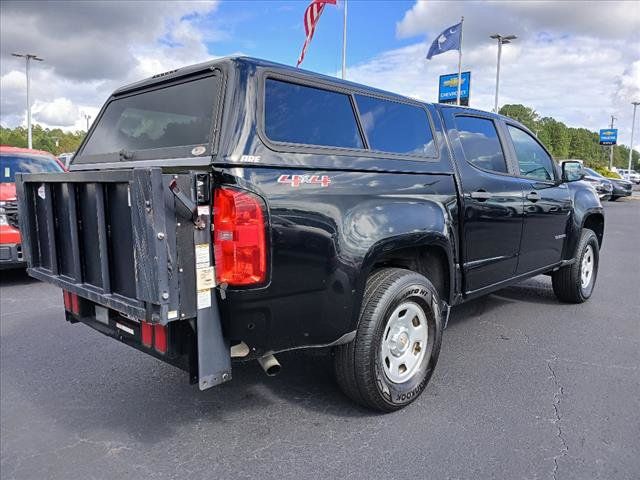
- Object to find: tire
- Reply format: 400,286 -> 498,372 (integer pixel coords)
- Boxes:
552,229 -> 599,303
609,196 -> 619,201
334,268 -> 443,412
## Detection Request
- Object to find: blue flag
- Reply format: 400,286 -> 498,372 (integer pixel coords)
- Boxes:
427,22 -> 462,60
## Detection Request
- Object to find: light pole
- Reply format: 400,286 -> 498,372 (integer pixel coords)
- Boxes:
627,102 -> 639,178
82,113 -> 92,132
609,114 -> 616,170
341,0 -> 347,80
490,34 -> 517,113
11,53 -> 44,149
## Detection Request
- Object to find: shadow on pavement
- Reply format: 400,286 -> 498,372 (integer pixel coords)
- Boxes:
0,267 -> 37,287
448,275 -> 559,328
1,273 -> 563,443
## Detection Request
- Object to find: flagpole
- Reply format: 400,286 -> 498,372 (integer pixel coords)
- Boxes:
457,16 -> 464,106
342,0 -> 347,80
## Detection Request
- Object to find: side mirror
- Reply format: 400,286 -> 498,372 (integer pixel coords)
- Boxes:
561,161 -> 584,182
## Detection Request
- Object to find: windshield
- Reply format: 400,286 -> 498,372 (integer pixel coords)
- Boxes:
78,74 -> 221,162
584,168 -> 603,178
1,154 -> 63,182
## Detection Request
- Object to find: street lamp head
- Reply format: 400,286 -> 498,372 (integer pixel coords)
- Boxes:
11,53 -> 44,61
490,34 -> 517,44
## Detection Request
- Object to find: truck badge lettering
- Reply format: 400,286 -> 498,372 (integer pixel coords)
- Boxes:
277,174 -> 331,188
239,155 -> 261,163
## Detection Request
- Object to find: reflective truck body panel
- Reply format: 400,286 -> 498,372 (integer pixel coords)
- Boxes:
15,57 -> 604,387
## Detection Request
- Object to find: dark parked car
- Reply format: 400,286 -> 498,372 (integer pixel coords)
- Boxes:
15,57 -> 604,411
581,167 -> 613,201
584,168 -> 632,200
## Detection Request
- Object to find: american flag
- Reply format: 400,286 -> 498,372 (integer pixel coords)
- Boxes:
297,0 -> 337,67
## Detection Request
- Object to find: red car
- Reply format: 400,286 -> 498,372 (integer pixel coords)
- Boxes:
0,146 -> 65,269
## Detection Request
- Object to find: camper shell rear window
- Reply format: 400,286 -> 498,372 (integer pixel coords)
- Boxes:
76,72 -> 222,164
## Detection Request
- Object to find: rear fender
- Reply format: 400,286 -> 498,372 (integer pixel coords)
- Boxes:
347,201 -> 456,332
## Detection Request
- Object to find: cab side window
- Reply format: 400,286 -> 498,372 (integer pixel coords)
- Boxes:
455,116 -> 508,174
507,125 -> 555,181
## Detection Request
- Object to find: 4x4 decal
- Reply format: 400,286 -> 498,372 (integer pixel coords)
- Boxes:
277,174 -> 331,188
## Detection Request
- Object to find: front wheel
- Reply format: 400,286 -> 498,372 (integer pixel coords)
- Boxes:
552,229 -> 599,303
334,268 -> 443,412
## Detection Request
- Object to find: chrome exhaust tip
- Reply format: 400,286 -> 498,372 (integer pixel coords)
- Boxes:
257,354 -> 281,376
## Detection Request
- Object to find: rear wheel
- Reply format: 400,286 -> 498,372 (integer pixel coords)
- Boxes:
334,268 -> 443,412
552,229 -> 599,303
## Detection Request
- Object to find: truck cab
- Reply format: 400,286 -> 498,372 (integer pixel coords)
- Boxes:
15,57 -> 604,411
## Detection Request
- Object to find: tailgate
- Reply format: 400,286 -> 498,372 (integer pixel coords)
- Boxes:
15,167 -> 231,388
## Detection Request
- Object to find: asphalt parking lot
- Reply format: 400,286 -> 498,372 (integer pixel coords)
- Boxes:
1,198 -> 639,480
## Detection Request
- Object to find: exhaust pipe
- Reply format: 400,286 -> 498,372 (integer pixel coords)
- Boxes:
257,354 -> 281,376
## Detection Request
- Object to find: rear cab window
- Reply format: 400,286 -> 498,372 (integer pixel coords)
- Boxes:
1,154 -> 63,182
455,116 -> 508,174
76,73 -> 222,164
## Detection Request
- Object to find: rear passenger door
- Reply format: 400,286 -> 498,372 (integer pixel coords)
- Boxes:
442,110 -> 524,293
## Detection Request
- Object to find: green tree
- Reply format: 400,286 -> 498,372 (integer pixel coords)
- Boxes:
0,124 -> 85,155
495,104 -> 639,170
499,104 -> 538,131
549,120 -> 570,159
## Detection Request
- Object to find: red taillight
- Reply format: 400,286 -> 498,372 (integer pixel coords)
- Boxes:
141,321 -> 153,348
63,290 -> 71,310
63,290 -> 80,315
153,324 -> 167,353
70,293 -> 79,315
213,187 -> 267,286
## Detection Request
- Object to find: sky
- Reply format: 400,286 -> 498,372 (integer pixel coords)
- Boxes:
1,0 -> 639,150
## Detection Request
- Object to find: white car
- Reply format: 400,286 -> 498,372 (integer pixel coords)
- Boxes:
618,168 -> 640,184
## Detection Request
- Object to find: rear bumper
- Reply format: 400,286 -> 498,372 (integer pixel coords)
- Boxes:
0,243 -> 26,269
68,309 -> 197,382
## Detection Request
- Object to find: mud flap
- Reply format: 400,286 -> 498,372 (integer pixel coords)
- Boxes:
193,201 -> 232,390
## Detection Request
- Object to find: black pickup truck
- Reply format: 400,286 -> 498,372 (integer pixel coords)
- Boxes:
16,57 -> 604,412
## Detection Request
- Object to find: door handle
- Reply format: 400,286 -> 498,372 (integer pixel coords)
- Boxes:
526,192 -> 541,202
470,190 -> 492,201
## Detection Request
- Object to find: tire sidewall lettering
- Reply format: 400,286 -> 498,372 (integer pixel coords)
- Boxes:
374,281 -> 440,406
579,236 -> 599,298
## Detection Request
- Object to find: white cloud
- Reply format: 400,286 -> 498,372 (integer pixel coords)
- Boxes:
1,0 -> 638,152
33,98 -> 79,127
0,1 -> 221,131
345,1 -> 640,150
614,60 -> 640,105
397,1 -> 640,44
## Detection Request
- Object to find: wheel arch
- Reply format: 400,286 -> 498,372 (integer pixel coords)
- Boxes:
351,233 -> 455,333
582,212 -> 604,248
